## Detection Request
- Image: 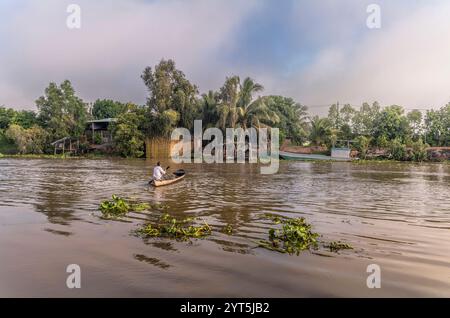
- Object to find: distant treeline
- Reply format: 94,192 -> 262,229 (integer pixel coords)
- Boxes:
0,59 -> 449,160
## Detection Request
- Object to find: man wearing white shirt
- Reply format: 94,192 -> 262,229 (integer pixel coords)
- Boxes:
152,162 -> 166,181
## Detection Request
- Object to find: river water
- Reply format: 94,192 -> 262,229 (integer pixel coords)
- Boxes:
0,158 -> 449,297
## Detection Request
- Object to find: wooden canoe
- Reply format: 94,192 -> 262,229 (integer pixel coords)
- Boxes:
149,171 -> 185,187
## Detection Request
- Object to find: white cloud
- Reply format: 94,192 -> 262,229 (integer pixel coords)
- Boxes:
1,0 -> 450,113
0,0 -> 259,109
281,1 -> 450,111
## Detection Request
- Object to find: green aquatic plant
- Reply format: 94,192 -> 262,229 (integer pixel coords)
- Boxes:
139,224 -> 161,237
324,241 -> 353,252
150,203 -> 169,211
99,195 -> 130,218
131,202 -> 151,212
99,195 -> 150,218
264,213 -> 285,224
258,216 -> 320,255
222,224 -> 234,235
259,214 -> 354,255
137,213 -> 212,241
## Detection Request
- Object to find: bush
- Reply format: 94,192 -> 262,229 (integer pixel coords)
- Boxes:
375,135 -> 389,148
411,139 -> 429,162
111,105 -> 145,158
5,124 -> 48,154
354,136 -> 370,159
389,138 -> 407,161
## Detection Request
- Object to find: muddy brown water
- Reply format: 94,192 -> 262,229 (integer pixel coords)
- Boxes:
0,158 -> 449,297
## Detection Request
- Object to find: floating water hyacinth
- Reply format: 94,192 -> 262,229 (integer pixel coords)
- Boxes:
99,195 -> 150,218
136,213 -> 212,241
324,241 -> 353,252
258,214 -> 352,255
258,215 -> 320,255
221,224 -> 234,235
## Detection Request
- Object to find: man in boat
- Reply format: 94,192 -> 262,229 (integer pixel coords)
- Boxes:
152,162 -> 167,181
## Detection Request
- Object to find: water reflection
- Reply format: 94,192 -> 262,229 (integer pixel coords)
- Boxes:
44,228 -> 74,237
134,254 -> 172,270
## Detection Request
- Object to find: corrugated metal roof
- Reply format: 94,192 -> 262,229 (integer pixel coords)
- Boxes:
86,118 -> 117,124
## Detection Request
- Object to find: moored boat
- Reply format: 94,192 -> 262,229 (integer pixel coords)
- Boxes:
279,149 -> 352,161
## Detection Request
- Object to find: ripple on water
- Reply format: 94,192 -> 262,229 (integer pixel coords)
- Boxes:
1,158 -> 450,296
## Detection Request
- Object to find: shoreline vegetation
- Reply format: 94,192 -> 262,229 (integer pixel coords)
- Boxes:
1,151 -> 449,164
0,152 -> 113,160
1,58 -> 449,162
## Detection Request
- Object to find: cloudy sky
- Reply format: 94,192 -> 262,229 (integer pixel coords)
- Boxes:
1,0 -> 449,113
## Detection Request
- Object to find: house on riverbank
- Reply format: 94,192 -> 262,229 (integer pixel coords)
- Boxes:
50,118 -> 117,155
86,118 -> 116,144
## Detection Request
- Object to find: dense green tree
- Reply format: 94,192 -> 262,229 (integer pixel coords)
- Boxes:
327,103 -> 342,129
353,102 -> 380,136
0,107 -> 38,129
111,104 -> 145,157
326,103 -> 355,141
141,59 -> 199,132
145,109 -> 180,138
372,105 -> 411,144
265,96 -> 309,145
424,103 -> 450,146
0,107 -> 16,129
13,110 -> 38,129
340,104 -> 356,125
36,80 -> 88,141
92,99 -> 126,119
407,109 -> 423,140
338,123 -> 354,141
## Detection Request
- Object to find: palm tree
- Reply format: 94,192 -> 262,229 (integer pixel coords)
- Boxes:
201,91 -> 220,129
289,103 -> 309,144
237,96 -> 279,129
217,76 -> 240,130
293,103 -> 309,130
237,77 -> 264,109
217,76 -> 279,130
309,116 -> 332,146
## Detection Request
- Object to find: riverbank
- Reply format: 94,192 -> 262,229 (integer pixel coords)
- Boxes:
0,153 -> 115,160
280,143 -> 450,163
1,153 -> 449,165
